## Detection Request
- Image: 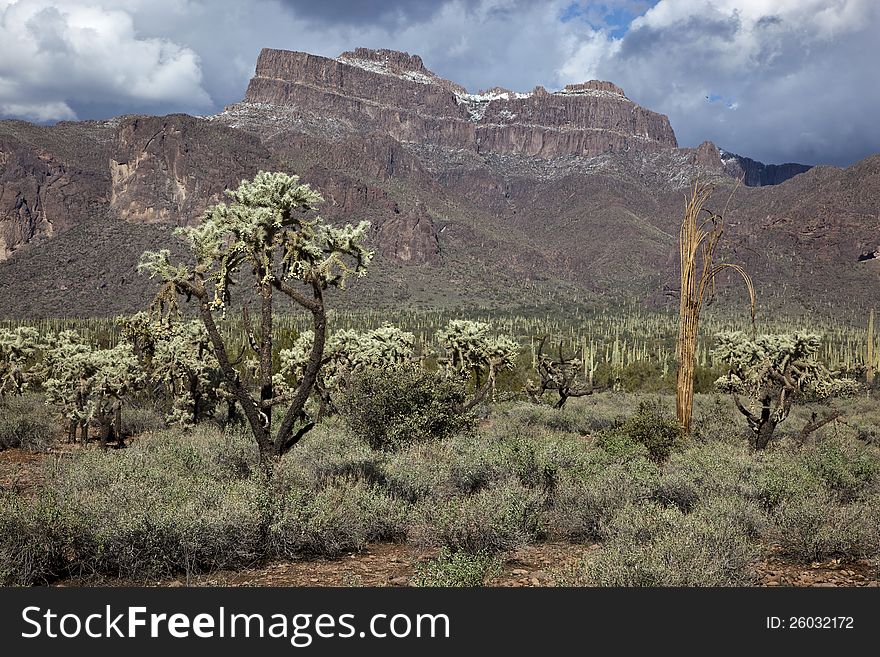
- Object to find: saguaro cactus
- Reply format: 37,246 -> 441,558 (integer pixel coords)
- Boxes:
676,181 -> 754,436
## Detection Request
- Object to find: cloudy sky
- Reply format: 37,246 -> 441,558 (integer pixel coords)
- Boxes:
0,0 -> 877,166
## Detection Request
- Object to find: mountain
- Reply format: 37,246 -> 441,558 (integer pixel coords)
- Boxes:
0,47 -> 876,318
719,149 -> 813,187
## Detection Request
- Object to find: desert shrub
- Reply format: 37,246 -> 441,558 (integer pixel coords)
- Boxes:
547,458 -> 659,541
408,479 -> 543,554
0,393 -> 53,451
691,395 -> 748,444
803,439 -> 880,503
497,402 -> 603,435
568,500 -> 759,586
0,491 -> 86,585
53,441 -> 268,578
342,365 -> 474,451
617,361 -> 672,393
700,495 -> 770,540
773,493 -> 880,562
650,477 -> 700,513
598,400 -> 680,463
411,547 -> 502,587
73,479 -> 270,579
383,441 -> 459,502
652,442 -> 761,512
753,451 -> 823,511
382,435 -> 506,502
270,479 -> 407,558
597,429 -> 651,461
277,419 -> 385,490
490,438 -> 563,494
120,404 -> 167,436
9,426 -> 272,581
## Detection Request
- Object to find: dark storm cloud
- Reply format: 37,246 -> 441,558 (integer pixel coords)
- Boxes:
618,14 -> 741,58
277,0 -> 462,26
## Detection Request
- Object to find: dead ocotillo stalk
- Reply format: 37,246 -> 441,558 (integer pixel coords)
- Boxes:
676,180 -> 755,436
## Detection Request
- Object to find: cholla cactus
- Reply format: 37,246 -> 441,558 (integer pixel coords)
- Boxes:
276,324 -> 415,416
120,313 -> 229,426
139,171 -> 373,464
436,320 -> 518,407
40,331 -> 142,446
714,331 -> 858,449
0,326 -> 40,396
526,336 -> 599,409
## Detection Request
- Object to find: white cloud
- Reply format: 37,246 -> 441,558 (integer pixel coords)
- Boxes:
0,100 -> 75,121
0,0 -> 211,121
556,0 -> 880,165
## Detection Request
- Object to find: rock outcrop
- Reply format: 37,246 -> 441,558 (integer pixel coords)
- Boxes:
720,149 -> 812,186
0,124 -> 111,259
110,114 -> 272,224
374,203 -> 441,264
243,47 -> 678,158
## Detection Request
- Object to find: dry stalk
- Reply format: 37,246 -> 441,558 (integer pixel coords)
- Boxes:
676,180 -> 755,436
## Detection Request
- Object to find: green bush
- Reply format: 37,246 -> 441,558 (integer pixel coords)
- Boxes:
0,393 -> 53,451
382,436 -> 506,502
75,480 -> 269,579
411,548 -> 502,587
652,443 -> 761,512
341,365 -> 474,451
497,402 -> 606,435
120,404 -> 167,436
408,479 -> 543,554
773,493 -> 880,563
2,427 -> 271,582
568,500 -> 760,586
278,419 -> 386,490
803,439 -> 880,503
0,491 -> 84,585
598,400 -> 681,463
547,458 -> 659,541
753,451 -> 823,511
270,479 -> 407,558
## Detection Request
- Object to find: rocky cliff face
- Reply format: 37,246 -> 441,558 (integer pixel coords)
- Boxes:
244,47 -> 677,158
0,122 -> 111,259
720,149 -> 813,186
110,114 -> 272,225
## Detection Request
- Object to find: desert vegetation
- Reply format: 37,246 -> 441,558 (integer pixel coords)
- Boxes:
1,172 -> 878,588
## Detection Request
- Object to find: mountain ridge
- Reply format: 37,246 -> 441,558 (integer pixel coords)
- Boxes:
0,46 -> 873,317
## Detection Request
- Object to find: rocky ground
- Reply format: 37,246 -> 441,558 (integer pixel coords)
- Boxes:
55,541 -> 878,589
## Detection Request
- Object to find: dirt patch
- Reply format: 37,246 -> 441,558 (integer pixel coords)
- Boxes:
755,544 -> 880,587
55,541 -> 879,588
0,448 -> 48,495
